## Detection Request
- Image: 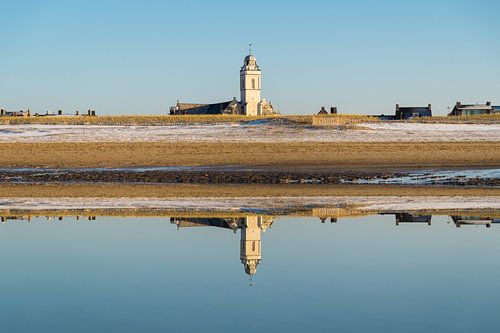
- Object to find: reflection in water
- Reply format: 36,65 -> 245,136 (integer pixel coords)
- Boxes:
1,212 -> 499,279
395,213 -> 432,225
452,216 -> 500,228
171,216 -> 274,276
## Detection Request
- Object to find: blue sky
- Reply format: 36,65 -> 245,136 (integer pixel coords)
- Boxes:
1,0 -> 499,115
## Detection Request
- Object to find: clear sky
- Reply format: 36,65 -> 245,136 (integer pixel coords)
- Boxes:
1,0 -> 499,116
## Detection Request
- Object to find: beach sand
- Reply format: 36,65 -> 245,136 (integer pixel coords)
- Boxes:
3,141 -> 500,168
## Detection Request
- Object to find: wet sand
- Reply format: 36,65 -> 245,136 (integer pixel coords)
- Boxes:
1,183 -> 499,198
1,168 -> 498,186
3,142 -> 500,169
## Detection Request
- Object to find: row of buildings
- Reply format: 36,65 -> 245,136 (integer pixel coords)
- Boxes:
170,48 -> 499,119
169,47 -> 499,119
3,49 -> 499,119
318,101 -> 500,119
0,109 -> 97,117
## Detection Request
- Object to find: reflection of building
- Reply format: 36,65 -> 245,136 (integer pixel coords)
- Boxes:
171,216 -> 274,276
395,213 -> 432,226
451,216 -> 500,228
1,216 -> 31,223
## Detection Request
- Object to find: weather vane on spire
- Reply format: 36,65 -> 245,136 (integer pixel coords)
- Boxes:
249,43 -> 253,55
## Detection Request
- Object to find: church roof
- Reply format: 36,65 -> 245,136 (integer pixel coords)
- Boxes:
175,100 -> 238,115
242,53 -> 260,71
244,54 -> 256,63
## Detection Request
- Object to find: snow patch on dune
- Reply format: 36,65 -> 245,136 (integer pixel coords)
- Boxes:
0,122 -> 499,143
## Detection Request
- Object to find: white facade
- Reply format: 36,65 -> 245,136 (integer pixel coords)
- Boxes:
240,216 -> 262,275
240,54 -> 262,116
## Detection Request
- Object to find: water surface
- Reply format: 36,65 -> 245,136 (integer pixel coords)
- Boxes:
1,212 -> 499,332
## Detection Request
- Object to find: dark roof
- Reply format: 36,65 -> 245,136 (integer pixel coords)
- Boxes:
398,106 -> 430,112
170,217 -> 244,230
457,104 -> 491,110
176,101 -> 234,115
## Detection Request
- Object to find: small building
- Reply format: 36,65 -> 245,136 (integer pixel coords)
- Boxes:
395,104 -> 432,119
375,114 -> 396,121
448,101 -> 497,116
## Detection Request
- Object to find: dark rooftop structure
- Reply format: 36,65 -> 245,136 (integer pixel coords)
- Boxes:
317,106 -> 328,115
395,104 -> 432,119
373,104 -> 432,120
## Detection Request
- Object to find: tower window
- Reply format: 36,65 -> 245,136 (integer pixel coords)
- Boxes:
252,79 -> 255,89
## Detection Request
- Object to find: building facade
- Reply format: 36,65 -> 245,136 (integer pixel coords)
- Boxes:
240,53 -> 261,116
448,101 -> 499,116
395,104 -> 432,119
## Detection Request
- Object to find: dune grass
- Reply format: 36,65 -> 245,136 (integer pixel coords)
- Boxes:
1,113 -> 498,125
411,114 -> 500,124
312,114 -> 380,126
0,114 -> 312,126
0,114 -> 378,126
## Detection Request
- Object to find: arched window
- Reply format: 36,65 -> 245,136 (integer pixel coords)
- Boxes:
252,241 -> 256,251
252,78 -> 255,89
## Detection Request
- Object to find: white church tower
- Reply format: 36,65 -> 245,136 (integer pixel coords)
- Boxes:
240,46 -> 261,116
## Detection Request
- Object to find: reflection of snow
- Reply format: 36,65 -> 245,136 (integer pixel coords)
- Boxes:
0,123 -> 499,143
356,168 -> 500,185
0,196 -> 498,213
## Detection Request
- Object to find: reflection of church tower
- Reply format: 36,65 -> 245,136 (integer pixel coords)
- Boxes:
240,49 -> 261,116
171,215 -> 273,277
240,216 -> 262,276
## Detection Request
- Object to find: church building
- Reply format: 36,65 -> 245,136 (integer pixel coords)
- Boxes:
170,50 -> 276,116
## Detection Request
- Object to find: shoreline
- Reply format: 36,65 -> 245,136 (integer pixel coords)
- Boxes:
1,194 -> 498,219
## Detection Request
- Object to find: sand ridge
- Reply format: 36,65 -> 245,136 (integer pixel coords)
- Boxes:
3,141 -> 500,168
